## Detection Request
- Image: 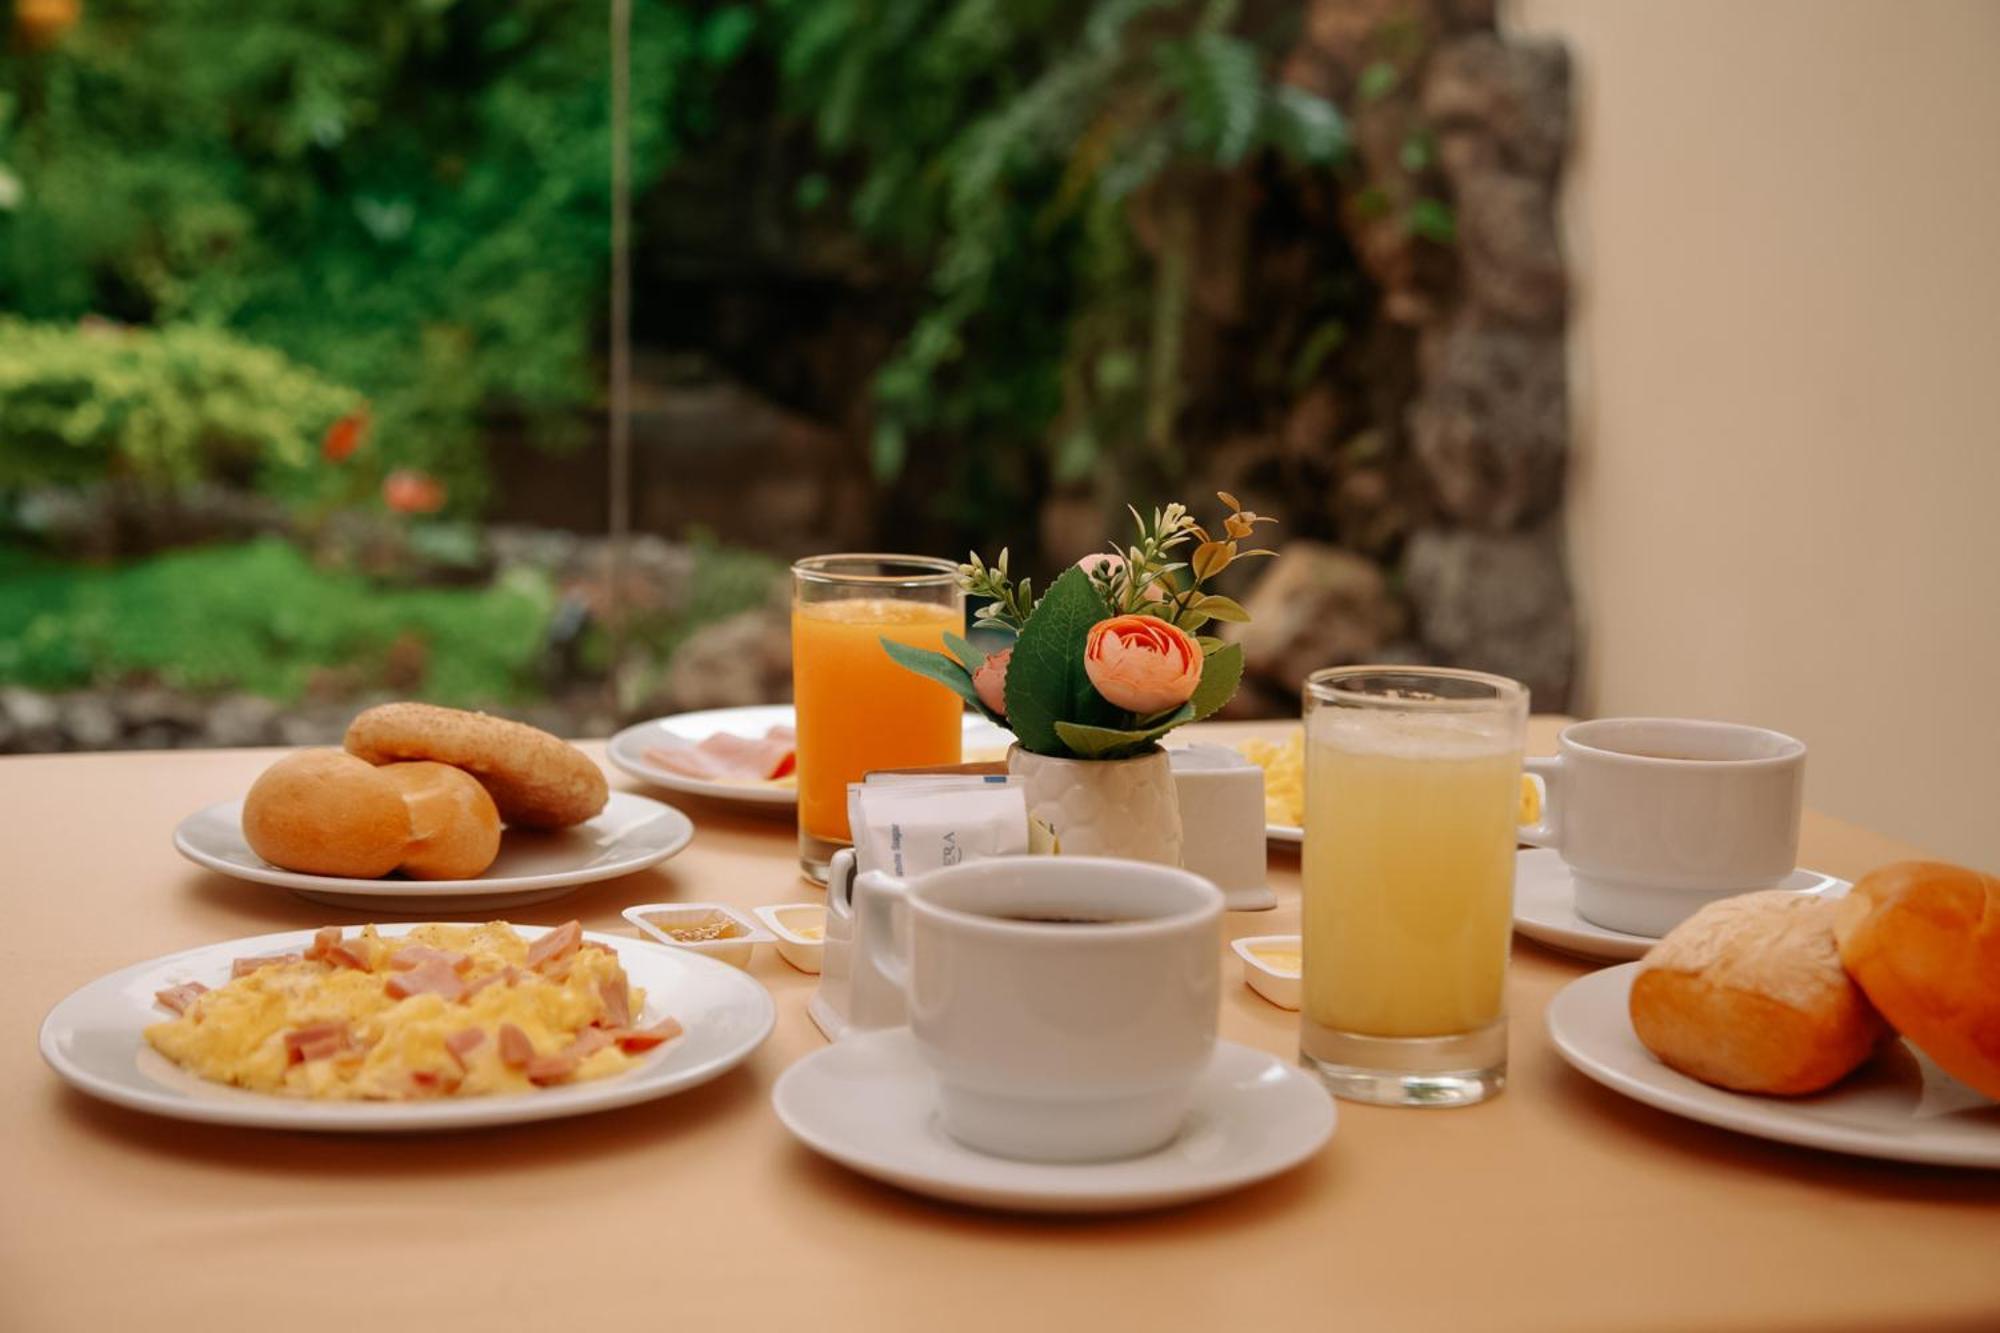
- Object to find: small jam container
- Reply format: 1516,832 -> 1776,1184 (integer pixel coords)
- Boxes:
753,902 -> 827,974
624,903 -> 772,969
1231,934 -> 1302,1010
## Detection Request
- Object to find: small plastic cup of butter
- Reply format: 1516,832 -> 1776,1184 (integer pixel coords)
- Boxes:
1231,934 -> 1302,1010
624,903 -> 772,969
753,903 -> 826,974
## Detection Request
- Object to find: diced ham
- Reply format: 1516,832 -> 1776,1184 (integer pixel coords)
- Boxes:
388,945 -> 470,974
497,1023 -> 535,1070
406,1067 -> 462,1097
613,1017 -> 684,1053
597,976 -> 632,1029
525,1051 -> 579,1086
444,1028 -> 486,1070
525,921 -> 582,972
383,958 -> 466,1003
232,952 -> 301,979
154,982 -> 208,1015
283,1021 -> 352,1064
566,1027 -> 613,1059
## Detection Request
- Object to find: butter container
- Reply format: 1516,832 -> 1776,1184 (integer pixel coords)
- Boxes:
754,902 -> 827,975
1231,934 -> 1302,1010
624,903 -> 771,969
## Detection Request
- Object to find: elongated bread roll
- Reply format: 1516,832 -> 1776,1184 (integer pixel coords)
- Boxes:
1629,890 -> 1886,1095
1834,861 -> 2000,1101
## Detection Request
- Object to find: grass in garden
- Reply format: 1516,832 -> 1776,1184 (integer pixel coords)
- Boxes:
0,537 -> 556,705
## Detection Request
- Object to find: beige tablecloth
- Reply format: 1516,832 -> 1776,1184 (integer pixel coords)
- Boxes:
4,721 -> 1997,1332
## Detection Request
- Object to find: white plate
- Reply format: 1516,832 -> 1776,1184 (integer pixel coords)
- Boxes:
174,791 -> 694,911
607,705 -> 1014,809
772,1029 -> 1335,1213
1513,849 -> 1848,963
1267,823 -> 1302,847
39,923 -> 775,1133
1547,963 -> 2000,1168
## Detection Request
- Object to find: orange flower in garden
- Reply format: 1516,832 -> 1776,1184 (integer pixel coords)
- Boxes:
382,469 -> 445,514
322,408 -> 370,463
1083,614 -> 1203,715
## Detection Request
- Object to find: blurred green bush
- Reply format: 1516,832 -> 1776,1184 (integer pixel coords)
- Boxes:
0,537 -> 557,703
0,0 -> 753,510
0,317 -> 360,494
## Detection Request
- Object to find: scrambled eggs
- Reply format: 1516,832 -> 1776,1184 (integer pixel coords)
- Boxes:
1235,731 -> 1543,828
146,922 -> 680,1100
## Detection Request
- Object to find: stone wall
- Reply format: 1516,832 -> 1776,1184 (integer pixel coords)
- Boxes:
1230,0 -> 1576,712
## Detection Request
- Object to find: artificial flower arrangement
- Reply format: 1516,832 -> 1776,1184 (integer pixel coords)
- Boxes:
882,494 -> 1276,760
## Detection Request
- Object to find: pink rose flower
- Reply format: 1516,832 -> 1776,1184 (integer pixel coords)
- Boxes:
973,646 -> 1011,718
1084,615 -> 1203,715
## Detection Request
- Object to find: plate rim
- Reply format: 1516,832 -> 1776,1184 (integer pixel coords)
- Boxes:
606,705 -> 1014,808
771,1031 -> 1336,1211
172,789 -> 695,898
1545,962 -> 2000,1169
39,923 -> 775,1132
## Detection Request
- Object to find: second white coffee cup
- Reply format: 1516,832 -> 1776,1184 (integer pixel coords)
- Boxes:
1521,717 -> 1805,936
860,855 -> 1222,1163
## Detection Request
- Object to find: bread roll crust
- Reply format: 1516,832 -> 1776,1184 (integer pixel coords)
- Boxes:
378,761 -> 502,880
344,703 -> 607,830
1835,861 -> 2000,1101
1630,890 -> 1886,1095
242,750 -> 411,878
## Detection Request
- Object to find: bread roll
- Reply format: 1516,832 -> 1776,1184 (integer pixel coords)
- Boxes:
242,750 -> 411,878
1834,861 -> 2000,1101
1630,890 -> 1886,1095
377,761 -> 502,880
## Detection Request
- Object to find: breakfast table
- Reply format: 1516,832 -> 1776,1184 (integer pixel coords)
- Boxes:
5,718 -> 1998,1332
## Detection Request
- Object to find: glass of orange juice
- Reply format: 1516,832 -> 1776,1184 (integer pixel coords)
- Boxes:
791,555 -> 965,882
1300,666 -> 1527,1107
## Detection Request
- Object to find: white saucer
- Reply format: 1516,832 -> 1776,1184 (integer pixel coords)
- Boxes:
607,705 -> 1014,810
772,1029 -> 1335,1213
1547,963 -> 2000,1168
1512,849 -> 1849,963
1266,823 -> 1302,847
40,924 -> 775,1133
174,791 -> 694,910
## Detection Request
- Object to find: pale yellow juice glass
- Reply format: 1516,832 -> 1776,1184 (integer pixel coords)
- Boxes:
1300,666 -> 1527,1106
791,555 -> 965,883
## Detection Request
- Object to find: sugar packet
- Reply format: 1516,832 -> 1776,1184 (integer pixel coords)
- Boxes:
847,775 -> 1027,879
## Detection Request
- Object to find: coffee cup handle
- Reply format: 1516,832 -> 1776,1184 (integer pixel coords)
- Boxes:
1519,755 -> 1563,849
856,870 -> 913,995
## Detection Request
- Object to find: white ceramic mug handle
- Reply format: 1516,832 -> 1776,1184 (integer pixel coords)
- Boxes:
856,870 -> 913,995
1519,754 -> 1563,849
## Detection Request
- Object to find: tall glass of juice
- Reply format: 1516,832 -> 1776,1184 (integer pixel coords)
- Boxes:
1300,666 -> 1527,1107
791,555 -> 965,882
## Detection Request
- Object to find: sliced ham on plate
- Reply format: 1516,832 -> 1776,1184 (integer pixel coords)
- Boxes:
643,725 -> 796,783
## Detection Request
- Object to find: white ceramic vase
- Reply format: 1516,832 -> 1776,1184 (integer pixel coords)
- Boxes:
1007,744 -> 1184,866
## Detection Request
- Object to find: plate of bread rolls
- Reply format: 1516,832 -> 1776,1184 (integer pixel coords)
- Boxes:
1547,862 -> 2000,1167
173,703 -> 694,910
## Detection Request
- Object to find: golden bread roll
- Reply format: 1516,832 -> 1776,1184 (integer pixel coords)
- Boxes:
1834,861 -> 2000,1101
242,750 -> 411,878
1630,890 -> 1886,1095
377,761 -> 502,880
344,703 -> 607,830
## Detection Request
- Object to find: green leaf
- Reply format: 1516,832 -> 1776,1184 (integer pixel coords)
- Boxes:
870,420 -> 908,480
1266,86 -> 1349,165
1054,704 -> 1196,760
1193,593 -> 1251,623
942,632 -> 986,673
1407,198 -> 1457,244
879,638 -> 983,710
1188,641 -> 1245,721
1158,33 -> 1262,167
1004,566 -> 1120,756
1358,61 -> 1399,103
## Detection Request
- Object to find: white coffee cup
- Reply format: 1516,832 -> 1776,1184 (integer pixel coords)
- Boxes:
860,855 -> 1222,1163
1521,718 -> 1806,936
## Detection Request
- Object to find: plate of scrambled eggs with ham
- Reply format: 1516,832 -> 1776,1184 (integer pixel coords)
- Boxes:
40,921 -> 775,1132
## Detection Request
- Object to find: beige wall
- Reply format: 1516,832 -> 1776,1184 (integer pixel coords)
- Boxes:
1506,0 -> 2000,867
